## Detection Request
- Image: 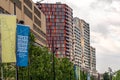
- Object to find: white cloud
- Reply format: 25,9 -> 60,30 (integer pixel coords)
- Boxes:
33,0 -> 120,73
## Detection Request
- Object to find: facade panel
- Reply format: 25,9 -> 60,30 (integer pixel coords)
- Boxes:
90,46 -> 96,71
0,0 -> 46,46
37,2 -> 73,60
73,17 -> 90,70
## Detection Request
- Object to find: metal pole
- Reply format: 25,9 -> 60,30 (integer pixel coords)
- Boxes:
1,66 -> 3,80
14,1 -> 19,80
53,50 -> 55,80
52,35 -> 55,80
16,66 -> 19,80
14,2 -> 16,15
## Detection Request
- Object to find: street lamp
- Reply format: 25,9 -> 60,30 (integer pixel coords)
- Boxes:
52,47 -> 58,80
50,28 -> 58,80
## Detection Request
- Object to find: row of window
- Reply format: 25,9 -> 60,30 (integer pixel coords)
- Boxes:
24,6 -> 32,20
32,31 -> 46,45
47,18 -> 65,23
11,0 -> 41,20
48,40 -> 65,44
24,6 -> 42,28
34,16 -> 41,27
46,22 -> 66,26
34,6 -> 41,18
41,7 -> 65,12
47,33 -> 65,37
10,0 -> 21,10
49,44 -> 65,49
47,26 -> 65,30
46,15 -> 65,18
47,36 -> 65,40
43,11 -> 68,16
0,7 -> 9,14
40,4 -> 65,8
33,24 -> 46,38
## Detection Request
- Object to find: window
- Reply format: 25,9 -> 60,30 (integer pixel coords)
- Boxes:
11,0 -> 22,10
24,6 -> 32,19
32,31 -> 46,45
33,24 -> 46,38
34,16 -> 41,27
57,44 -> 60,47
34,6 -> 41,18
24,0 -> 32,9
0,7 -> 9,14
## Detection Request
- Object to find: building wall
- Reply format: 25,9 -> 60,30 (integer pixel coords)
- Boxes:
0,0 -> 46,46
90,46 -> 96,71
73,17 -> 91,70
73,17 -> 82,67
79,19 -> 90,70
37,2 -> 73,60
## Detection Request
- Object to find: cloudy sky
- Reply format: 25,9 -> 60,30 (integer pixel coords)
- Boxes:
33,0 -> 120,73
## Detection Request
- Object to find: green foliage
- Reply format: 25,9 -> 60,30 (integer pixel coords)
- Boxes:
112,70 -> 120,80
103,72 -> 110,80
80,70 -> 87,80
91,76 -> 94,80
0,63 -> 16,80
0,33 -> 76,80
19,33 -> 76,80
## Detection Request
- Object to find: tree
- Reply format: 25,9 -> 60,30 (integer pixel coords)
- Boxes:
0,33 -> 76,80
18,33 -> 53,80
112,70 -> 120,80
103,72 -> 110,80
56,58 -> 75,80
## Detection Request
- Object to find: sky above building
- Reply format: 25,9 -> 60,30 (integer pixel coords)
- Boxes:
33,0 -> 120,73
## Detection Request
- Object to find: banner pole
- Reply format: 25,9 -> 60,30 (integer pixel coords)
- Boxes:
14,0 -> 18,80
16,65 -> 19,80
1,66 -> 3,80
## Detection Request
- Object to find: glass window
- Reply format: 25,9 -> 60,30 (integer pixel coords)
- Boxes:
57,44 -> 60,47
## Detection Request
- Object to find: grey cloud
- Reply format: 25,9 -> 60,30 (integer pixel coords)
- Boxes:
91,24 -> 110,37
90,0 -> 120,9
97,53 -> 120,72
104,7 -> 117,12
99,0 -> 113,3
90,0 -> 112,9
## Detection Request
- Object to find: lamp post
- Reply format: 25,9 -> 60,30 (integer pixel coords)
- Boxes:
52,47 -> 58,80
51,28 -> 58,80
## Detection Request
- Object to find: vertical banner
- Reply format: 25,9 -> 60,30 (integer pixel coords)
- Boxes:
76,66 -> 80,80
0,14 -> 16,63
16,24 -> 30,66
87,73 -> 91,80
74,65 -> 80,80
74,65 -> 78,80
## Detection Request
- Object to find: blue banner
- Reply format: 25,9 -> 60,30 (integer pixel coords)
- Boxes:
74,65 -> 79,80
87,73 -> 91,80
16,24 -> 30,66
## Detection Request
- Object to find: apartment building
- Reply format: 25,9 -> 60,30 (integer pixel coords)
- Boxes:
0,0 -> 46,46
90,46 -> 96,71
73,18 -> 82,67
80,19 -> 90,70
36,2 -> 74,60
73,17 -> 90,70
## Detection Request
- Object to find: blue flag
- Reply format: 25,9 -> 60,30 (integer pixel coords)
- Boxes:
16,24 -> 30,66
74,65 -> 79,80
87,73 -> 91,80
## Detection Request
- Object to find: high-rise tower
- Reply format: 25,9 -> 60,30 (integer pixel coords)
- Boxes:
73,17 -> 90,70
36,2 -> 73,60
